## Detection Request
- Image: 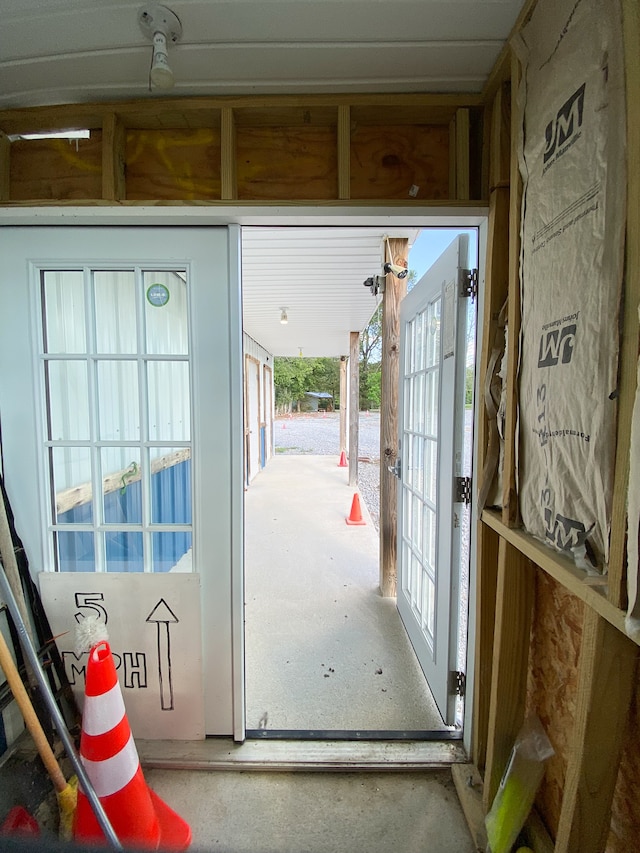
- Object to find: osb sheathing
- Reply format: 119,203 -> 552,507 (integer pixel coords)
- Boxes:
606,657 -> 640,852
526,569 -> 584,838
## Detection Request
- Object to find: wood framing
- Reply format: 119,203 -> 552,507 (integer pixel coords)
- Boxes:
0,94 -> 481,206
379,237 -> 408,598
555,610 -> 638,853
348,331 -> 359,489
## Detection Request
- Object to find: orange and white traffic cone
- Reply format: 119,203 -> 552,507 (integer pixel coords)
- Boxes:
346,493 -> 366,525
73,640 -> 191,850
337,450 -> 348,467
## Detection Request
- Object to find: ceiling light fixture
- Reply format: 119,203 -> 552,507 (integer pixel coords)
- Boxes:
138,3 -> 182,90
280,308 -> 289,325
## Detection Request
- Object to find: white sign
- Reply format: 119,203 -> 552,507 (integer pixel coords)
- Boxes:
39,572 -> 204,740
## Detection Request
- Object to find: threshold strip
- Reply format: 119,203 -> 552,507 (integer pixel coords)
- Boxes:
245,729 -> 461,741
138,736 -> 468,772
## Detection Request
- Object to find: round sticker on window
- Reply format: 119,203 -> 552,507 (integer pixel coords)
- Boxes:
146,283 -> 170,307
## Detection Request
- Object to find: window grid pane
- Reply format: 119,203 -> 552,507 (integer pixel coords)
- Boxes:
43,265 -> 193,573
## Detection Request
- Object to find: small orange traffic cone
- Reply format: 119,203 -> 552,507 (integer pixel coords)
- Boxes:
346,493 -> 366,525
73,641 -> 191,850
338,450 -> 347,467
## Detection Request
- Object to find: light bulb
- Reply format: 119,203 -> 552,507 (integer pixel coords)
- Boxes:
150,31 -> 174,89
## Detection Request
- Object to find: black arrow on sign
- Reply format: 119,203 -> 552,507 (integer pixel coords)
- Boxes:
146,598 -> 179,711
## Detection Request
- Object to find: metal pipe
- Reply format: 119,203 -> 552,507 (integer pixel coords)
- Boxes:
0,566 -> 123,849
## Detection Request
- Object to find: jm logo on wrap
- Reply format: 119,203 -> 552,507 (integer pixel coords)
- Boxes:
544,509 -> 586,551
544,83 -> 586,164
538,323 -> 576,368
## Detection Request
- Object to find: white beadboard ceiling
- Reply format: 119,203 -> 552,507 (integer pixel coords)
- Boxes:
0,0 -> 526,109
242,226 -> 420,357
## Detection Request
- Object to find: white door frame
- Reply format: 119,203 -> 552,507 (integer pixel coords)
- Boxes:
0,206 -> 487,753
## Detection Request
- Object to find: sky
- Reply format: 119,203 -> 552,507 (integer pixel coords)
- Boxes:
408,228 -> 478,281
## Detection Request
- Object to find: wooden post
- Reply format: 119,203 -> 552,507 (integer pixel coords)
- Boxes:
379,237 -> 408,597
473,82 -> 511,771
337,105 -> 350,200
348,332 -> 359,487
555,609 -> 638,853
339,355 -> 347,453
608,0 -> 640,607
501,53 -> 523,527
0,132 -> 10,202
101,113 -> 125,201
483,539 -> 535,811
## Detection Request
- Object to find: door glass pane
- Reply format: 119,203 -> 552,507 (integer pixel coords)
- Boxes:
52,446 -> 93,524
47,361 -> 90,440
424,437 -> 437,503
424,505 -> 437,570
425,369 -> 439,437
427,297 -> 441,367
42,271 -> 86,354
102,448 -> 142,525
422,574 -> 435,641
94,271 -> 137,354
147,362 -> 190,441
56,531 -> 94,572
152,531 -> 193,573
144,271 -> 188,355
97,361 -> 140,440
151,448 -> 192,524
105,531 -> 143,572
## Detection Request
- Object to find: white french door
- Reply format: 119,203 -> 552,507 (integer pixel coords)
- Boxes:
397,234 -> 474,726
0,226 -> 244,738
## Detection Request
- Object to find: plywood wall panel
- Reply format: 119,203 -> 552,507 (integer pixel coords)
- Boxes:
125,129 -> 221,200
350,124 -> 449,200
236,126 -> 337,200
10,133 -> 102,200
526,569 -> 584,838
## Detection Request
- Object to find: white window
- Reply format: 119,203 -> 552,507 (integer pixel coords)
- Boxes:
40,267 -> 192,572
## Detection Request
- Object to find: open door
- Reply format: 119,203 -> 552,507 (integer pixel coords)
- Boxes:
396,234 -> 474,725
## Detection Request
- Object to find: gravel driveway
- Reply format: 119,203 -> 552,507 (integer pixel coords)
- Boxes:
274,411 -> 382,529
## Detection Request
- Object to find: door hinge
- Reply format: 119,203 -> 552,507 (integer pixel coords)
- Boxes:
454,476 -> 472,505
459,268 -> 478,298
449,670 -> 466,697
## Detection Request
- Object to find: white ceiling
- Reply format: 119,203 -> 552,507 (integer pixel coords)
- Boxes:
0,0 -> 526,109
242,226 -> 419,357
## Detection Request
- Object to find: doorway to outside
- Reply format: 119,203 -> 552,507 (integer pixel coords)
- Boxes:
242,226 -> 478,739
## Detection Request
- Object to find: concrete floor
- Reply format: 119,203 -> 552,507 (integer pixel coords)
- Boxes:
145,767 -> 476,853
138,454 -> 475,853
244,455 -> 449,732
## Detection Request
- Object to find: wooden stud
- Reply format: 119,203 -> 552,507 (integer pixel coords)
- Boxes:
608,0 -> 640,608
348,332 -> 360,488
379,238 -> 408,597
482,508 -> 636,643
472,85 -> 511,772
0,131 -> 9,202
483,537 -> 535,811
454,108 -> 470,200
101,113 -> 125,201
221,107 -> 237,201
555,609 -> 638,853
337,105 -> 350,200
451,764 -> 489,851
339,355 -> 347,454
472,521 -> 500,772
501,52 -> 523,527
